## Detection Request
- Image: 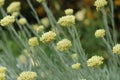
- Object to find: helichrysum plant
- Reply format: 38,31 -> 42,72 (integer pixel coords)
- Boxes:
113,44 -> 120,55
18,18 -> 27,25
94,0 -> 107,11
87,55 -> 104,67
28,37 -> 39,47
95,29 -> 105,38
7,1 -> 21,13
0,15 -> 15,26
71,63 -> 80,70
0,0 -> 120,80
17,71 -> 37,80
56,39 -> 72,51
40,31 -> 56,43
64,8 -> 73,15
57,15 -> 75,27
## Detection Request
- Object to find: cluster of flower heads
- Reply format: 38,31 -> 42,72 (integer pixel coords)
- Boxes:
71,63 -> 80,70
0,1 -> 22,26
71,53 -> 78,60
64,8 -> 73,15
87,55 -> 104,67
0,15 -> 15,26
56,39 -> 72,52
0,67 -> 7,80
113,44 -> 120,55
17,71 -> 37,80
95,29 -> 105,38
40,31 -> 56,43
94,0 -> 107,11
57,9 -> 75,27
1,0 -> 119,79
7,1 -> 21,13
28,37 -> 39,47
18,18 -> 27,25
33,24 -> 44,33
57,15 -> 75,27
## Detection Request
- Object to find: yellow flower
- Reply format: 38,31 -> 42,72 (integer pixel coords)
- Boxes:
57,15 -> 75,27
28,37 -> 39,47
18,55 -> 26,64
95,29 -> 105,38
17,71 -> 37,80
71,53 -> 78,60
0,15 -> 15,26
64,8 -> 73,15
71,63 -> 80,70
0,67 -> 7,74
40,31 -> 56,43
94,0 -> 107,11
12,12 -> 19,18
33,24 -> 44,33
56,39 -> 72,51
41,17 -> 49,27
113,44 -> 120,55
18,18 -> 27,25
87,55 -> 104,67
0,73 -> 5,80
0,0 -> 5,6
7,1 -> 21,13
75,9 -> 86,21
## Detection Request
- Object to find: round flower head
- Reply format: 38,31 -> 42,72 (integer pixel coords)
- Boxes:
28,37 -> 39,47
40,31 -> 56,43
56,39 -> 72,51
7,1 -> 21,13
0,73 -> 5,80
87,55 -> 104,67
0,67 -> 7,74
95,29 -> 105,38
57,15 -> 75,27
12,12 -> 19,18
0,15 -> 15,26
41,17 -> 49,27
17,71 -> 37,80
36,0 -> 45,3
18,18 -> 27,25
94,0 -> 107,11
64,8 -> 73,15
71,63 -> 80,70
71,53 -> 78,60
75,9 -> 86,21
18,55 -> 26,64
0,0 -> 5,6
33,25 -> 44,33
113,44 -> 120,55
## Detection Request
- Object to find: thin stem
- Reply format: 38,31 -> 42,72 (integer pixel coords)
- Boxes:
109,0 -> 117,44
42,2 -> 67,38
26,0 -> 41,24
101,9 -> 113,46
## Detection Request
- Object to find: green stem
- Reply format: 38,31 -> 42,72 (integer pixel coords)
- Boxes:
101,9 -> 113,46
109,0 -> 117,44
42,2 -> 67,38
26,0 -> 41,24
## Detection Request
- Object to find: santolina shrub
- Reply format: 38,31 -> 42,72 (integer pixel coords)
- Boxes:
0,0 -> 120,80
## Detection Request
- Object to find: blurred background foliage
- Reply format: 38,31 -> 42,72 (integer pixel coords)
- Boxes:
0,0 -> 120,57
